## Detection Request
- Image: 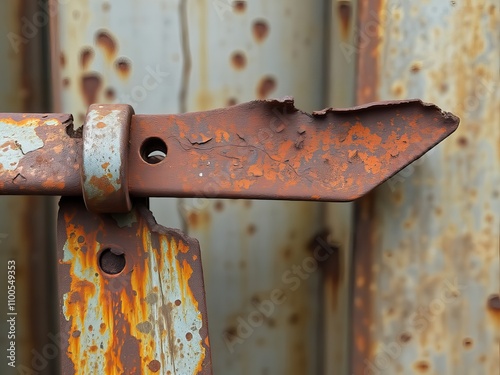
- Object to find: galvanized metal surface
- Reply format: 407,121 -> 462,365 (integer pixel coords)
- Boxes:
352,1 -> 500,374
0,99 -> 459,202
57,197 -> 211,374
82,103 -> 134,213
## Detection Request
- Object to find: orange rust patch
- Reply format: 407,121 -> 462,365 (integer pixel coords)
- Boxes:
89,175 -> 116,195
178,240 -> 189,254
248,164 -> 263,177
42,180 -> 66,190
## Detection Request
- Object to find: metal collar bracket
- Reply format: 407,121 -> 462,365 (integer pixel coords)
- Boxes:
82,104 -> 134,213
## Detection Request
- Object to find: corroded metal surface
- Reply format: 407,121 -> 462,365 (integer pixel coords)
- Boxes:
0,98 -> 459,201
82,104 -> 133,213
0,112 -> 80,194
57,197 -> 211,374
352,1 -> 500,374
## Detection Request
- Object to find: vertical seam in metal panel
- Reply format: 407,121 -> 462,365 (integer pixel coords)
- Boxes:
356,0 -> 382,104
350,0 -> 382,374
179,0 -> 191,113
322,0 -> 334,109
48,0 -> 61,113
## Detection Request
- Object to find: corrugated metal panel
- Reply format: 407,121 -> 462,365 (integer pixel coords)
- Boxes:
51,1 -> 328,373
353,1 -> 500,374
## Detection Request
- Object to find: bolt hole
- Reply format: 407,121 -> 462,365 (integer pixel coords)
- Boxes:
99,248 -> 125,275
140,137 -> 168,164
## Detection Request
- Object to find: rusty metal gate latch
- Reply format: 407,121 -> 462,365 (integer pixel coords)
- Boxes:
0,98 -> 459,374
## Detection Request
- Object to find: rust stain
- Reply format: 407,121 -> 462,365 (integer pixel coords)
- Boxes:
252,19 -> 270,42
104,87 -> 116,101
462,338 -> 473,349
95,29 -> 117,60
226,98 -> 238,106
246,224 -> 256,235
337,1 -> 352,40
487,294 -> 500,325
115,58 -> 132,79
233,1 -> 246,12
231,51 -> 246,70
80,47 -> 94,69
60,52 -> 66,68
414,360 -> 430,372
81,73 -> 102,106
257,76 -> 277,98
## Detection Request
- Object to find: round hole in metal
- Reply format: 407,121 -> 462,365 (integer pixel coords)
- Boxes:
99,248 -> 126,275
140,137 -> 168,164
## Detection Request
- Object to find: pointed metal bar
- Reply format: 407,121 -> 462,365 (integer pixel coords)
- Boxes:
0,98 -> 459,201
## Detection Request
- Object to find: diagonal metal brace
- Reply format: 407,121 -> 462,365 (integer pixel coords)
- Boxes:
0,97 -> 459,201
